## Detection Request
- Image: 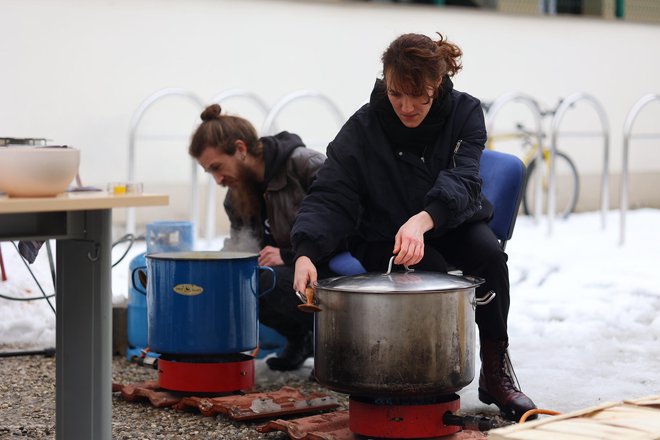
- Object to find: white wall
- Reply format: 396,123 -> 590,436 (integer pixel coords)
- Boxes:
2,0 -> 659,235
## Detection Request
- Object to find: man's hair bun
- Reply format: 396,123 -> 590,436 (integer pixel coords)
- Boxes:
201,104 -> 222,122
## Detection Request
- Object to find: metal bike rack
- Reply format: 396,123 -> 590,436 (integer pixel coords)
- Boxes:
547,92 -> 610,235
261,89 -> 345,141
620,93 -> 660,245
485,91 -> 544,223
203,89 -> 270,244
539,0 -> 558,14
126,88 -> 205,235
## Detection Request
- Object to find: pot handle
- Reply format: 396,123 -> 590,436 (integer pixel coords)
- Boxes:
473,290 -> 496,308
296,287 -> 322,313
131,267 -> 148,295
255,266 -> 277,297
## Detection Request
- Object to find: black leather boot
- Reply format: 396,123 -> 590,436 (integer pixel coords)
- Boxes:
266,331 -> 313,371
478,339 -> 537,422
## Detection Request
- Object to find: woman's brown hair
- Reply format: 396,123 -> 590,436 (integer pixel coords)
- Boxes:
381,32 -> 463,100
189,104 -> 262,159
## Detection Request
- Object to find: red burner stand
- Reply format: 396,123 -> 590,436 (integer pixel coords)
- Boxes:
349,394 -> 461,439
158,357 -> 254,393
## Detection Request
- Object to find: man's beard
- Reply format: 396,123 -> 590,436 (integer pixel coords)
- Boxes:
229,162 -> 263,226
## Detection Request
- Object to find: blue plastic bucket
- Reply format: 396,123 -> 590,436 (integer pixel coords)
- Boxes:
146,221 -> 194,253
127,252 -> 148,350
126,221 -> 195,360
145,251 -> 275,355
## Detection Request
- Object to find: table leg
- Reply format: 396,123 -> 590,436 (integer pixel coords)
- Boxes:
56,209 -> 112,440
0,245 -> 7,281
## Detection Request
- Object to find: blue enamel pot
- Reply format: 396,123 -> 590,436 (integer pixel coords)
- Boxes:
144,251 -> 275,355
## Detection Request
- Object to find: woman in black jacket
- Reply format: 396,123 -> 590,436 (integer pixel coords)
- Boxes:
291,32 -> 536,421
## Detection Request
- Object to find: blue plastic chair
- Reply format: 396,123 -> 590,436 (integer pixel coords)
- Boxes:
328,149 -> 526,275
478,149 -> 526,251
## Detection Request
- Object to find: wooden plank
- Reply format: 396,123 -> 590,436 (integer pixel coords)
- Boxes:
488,397 -> 660,440
626,395 -> 660,407
599,404 -> 660,418
489,401 -> 619,437
604,418 -> 660,432
591,405 -> 660,429
0,192 -> 169,214
538,418 -> 648,438
489,428 -> 597,440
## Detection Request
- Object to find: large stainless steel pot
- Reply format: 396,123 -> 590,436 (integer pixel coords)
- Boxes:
308,264 -> 491,397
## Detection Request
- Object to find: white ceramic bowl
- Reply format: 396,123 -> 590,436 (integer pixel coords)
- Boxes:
0,146 -> 80,197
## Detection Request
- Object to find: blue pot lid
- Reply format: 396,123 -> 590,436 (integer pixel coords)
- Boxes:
146,251 -> 258,260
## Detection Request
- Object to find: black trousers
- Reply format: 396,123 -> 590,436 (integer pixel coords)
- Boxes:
259,264 -> 335,342
354,221 -> 510,340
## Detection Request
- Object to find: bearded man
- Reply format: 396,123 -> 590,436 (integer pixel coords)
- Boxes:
189,104 -> 329,371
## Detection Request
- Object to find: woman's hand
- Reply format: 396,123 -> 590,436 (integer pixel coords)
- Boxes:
258,245 -> 284,267
393,211 -> 434,266
294,256 -> 317,294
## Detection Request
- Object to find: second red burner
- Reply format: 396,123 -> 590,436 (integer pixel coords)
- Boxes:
349,394 -> 461,439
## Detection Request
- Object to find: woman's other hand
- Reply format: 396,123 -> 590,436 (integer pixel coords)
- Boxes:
294,256 -> 317,294
258,245 -> 284,267
393,211 -> 434,266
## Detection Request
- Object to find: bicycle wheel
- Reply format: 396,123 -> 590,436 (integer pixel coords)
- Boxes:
522,151 -> 580,219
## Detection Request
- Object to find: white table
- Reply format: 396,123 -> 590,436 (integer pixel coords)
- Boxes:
0,192 -> 168,439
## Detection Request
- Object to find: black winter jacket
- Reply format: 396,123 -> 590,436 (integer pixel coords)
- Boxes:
222,132 -> 326,265
292,79 -> 492,263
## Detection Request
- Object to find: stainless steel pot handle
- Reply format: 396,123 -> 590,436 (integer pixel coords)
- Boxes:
473,290 -> 496,307
385,256 -> 414,275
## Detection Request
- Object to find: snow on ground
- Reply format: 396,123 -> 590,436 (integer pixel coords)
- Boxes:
1,209 -> 658,415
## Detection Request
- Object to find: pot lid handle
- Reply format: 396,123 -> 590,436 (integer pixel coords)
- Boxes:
385,256 -> 414,275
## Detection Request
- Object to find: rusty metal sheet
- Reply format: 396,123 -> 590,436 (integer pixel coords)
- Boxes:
114,382 -> 340,420
115,381 -> 489,438
447,431 -> 489,439
114,380 -> 182,407
257,410 -> 489,440
174,386 -> 340,420
257,410 -> 354,440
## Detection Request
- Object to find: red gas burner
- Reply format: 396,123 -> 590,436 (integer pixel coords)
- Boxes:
349,394 -> 462,438
157,353 -> 254,393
